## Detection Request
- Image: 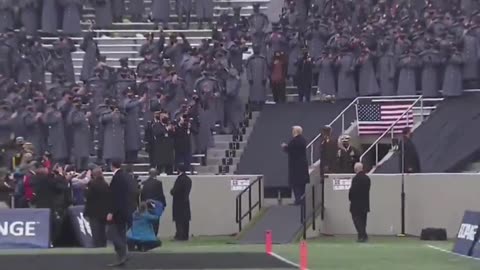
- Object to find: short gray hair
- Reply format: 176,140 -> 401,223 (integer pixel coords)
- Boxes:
149,168 -> 158,177
354,162 -> 364,173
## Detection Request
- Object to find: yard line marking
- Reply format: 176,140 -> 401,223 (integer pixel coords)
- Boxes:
426,244 -> 480,261
269,251 -> 307,270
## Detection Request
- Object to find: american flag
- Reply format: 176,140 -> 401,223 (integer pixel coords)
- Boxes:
357,103 -> 414,135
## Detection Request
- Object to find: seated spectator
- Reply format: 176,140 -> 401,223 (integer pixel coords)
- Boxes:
127,201 -> 163,252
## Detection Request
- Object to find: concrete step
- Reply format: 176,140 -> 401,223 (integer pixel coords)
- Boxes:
207,148 -> 243,159
195,164 -> 237,174
213,140 -> 247,150
206,157 -> 241,166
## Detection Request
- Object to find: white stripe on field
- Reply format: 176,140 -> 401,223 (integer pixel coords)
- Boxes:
426,244 -> 480,261
269,251 -> 308,269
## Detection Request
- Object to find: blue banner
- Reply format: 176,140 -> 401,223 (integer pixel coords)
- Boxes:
452,210 -> 480,256
0,208 -> 51,249
68,205 -> 94,248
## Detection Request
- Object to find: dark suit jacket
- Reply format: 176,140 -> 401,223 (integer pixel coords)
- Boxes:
109,169 -> 130,224
84,177 -> 111,221
349,172 -> 371,213
141,177 -> 166,207
170,173 -> 192,222
284,135 -> 309,186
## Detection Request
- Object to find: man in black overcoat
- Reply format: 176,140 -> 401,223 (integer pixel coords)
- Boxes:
144,111 -> 175,175
170,164 -> 192,241
319,126 -> 338,174
398,127 -> 421,173
141,168 -> 166,236
349,162 -> 371,243
282,125 -> 309,205
106,160 -> 130,267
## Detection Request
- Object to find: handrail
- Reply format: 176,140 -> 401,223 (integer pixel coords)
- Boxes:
300,185 -> 317,240
359,96 -> 423,164
306,95 -> 425,166
235,176 -> 263,232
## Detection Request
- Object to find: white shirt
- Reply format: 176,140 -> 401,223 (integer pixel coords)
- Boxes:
113,168 -> 120,176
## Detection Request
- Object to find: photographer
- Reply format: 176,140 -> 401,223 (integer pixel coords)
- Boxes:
174,114 -> 198,172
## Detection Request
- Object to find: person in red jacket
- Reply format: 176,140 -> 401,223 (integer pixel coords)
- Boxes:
270,51 -> 288,103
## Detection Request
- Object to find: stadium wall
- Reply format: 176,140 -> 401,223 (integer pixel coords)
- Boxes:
320,174 -> 480,238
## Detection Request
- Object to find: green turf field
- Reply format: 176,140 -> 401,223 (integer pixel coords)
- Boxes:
1,236 -> 479,270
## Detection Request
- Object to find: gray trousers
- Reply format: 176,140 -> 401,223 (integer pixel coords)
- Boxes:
108,223 -> 127,260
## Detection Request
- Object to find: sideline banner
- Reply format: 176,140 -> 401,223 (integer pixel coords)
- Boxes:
68,205 -> 94,248
0,208 -> 51,249
452,210 -> 480,256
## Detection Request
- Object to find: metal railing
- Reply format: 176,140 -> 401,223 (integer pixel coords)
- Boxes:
235,176 -> 263,232
300,185 -> 317,240
306,95 -> 426,167
359,96 -> 424,166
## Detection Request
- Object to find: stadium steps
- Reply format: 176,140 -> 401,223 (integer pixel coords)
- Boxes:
236,101 -> 356,198
375,92 -> 480,173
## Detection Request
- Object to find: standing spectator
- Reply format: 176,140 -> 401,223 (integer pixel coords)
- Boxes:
349,162 -> 371,243
152,0 -> 170,30
122,90 -> 146,164
43,105 -> 69,165
140,168 -> 166,236
18,0 -> 40,36
80,31 -> 100,83
269,51 -> 288,103
144,112 -> 175,175
177,0 -> 192,29
107,160 -> 130,267
0,0 -> 14,33
68,98 -> 91,171
93,0 -> 113,30
70,169 -> 91,205
337,135 -> 361,173
111,0 -> 125,23
398,127 -> 421,173
41,0 -> 59,35
196,0 -> 213,29
246,45 -> 268,111
174,115 -> 195,171
100,104 -> 126,166
60,0 -> 83,36
224,66 -> 244,135
170,164 -> 192,241
84,167 -> 110,247
281,126 -> 309,205
295,51 -> 314,102
319,126 -> 337,174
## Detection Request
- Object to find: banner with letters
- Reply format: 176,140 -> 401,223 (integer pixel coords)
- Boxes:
0,208 -> 51,249
453,210 -> 480,256
68,205 -> 95,248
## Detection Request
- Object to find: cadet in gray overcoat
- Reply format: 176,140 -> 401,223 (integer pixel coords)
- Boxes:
111,0 -> 125,22
336,51 -> 357,100
18,0 -> 39,35
121,89 -> 146,164
68,102 -> 91,171
420,47 -> 441,97
0,0 -> 14,33
397,52 -> 418,96
357,49 -> 380,96
177,0 -> 192,29
248,4 -> 269,47
43,105 -> 68,163
224,67 -> 244,134
152,0 -> 170,29
442,47 -> 464,97
60,0 -> 83,36
462,31 -> 479,88
93,0 -> 113,29
100,106 -> 126,163
80,32 -> 99,82
377,49 -> 396,96
316,51 -> 336,97
196,0 -> 214,29
246,46 -> 268,108
41,0 -> 58,34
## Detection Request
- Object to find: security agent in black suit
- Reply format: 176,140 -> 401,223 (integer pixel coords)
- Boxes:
349,162 -> 371,243
106,160 -> 130,267
141,168 -> 167,236
170,164 -> 192,241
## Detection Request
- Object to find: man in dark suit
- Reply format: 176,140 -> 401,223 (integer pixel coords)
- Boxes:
170,164 -> 192,241
349,162 -> 371,243
399,127 -> 421,173
107,160 -> 130,267
141,168 -> 166,236
282,126 -> 309,205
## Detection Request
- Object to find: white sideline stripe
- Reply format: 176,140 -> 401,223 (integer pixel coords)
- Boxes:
269,251 -> 306,269
426,244 -> 480,261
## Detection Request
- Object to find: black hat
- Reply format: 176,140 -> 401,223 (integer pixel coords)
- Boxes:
119,57 -> 129,66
